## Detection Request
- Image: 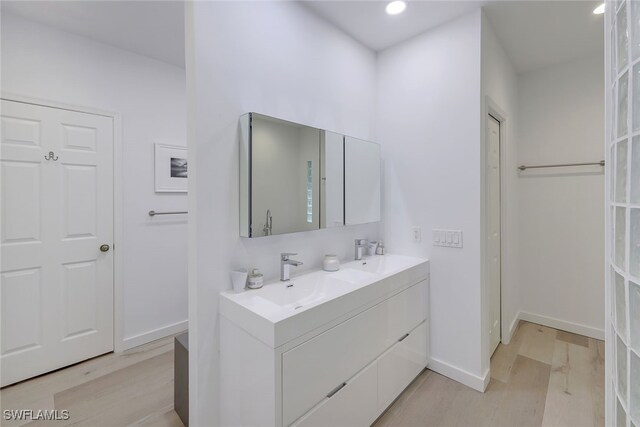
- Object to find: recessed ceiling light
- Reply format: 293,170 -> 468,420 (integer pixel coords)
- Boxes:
593,3 -> 605,14
386,1 -> 407,15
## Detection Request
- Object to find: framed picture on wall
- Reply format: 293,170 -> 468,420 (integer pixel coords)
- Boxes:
155,143 -> 188,192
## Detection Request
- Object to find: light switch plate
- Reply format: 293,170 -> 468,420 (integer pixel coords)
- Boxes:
432,229 -> 463,248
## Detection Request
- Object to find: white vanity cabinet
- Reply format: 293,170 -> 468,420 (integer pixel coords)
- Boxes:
291,356 -> 379,427
377,321 -> 427,412
220,255 -> 429,427
291,321 -> 428,427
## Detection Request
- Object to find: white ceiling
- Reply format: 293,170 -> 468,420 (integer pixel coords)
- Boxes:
303,0 -> 603,73
1,0 -> 185,68
302,0 -> 486,52
1,0 -> 603,74
484,1 -> 604,73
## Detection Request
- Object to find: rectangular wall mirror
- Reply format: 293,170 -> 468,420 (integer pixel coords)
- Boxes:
239,113 -> 379,237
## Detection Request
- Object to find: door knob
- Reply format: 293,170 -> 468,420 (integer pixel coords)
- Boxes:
100,244 -> 110,252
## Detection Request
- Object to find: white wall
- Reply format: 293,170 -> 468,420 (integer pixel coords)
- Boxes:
377,10 -> 486,389
480,13 -> 520,357
517,54 -> 605,337
185,2 -> 380,424
1,13 -> 188,347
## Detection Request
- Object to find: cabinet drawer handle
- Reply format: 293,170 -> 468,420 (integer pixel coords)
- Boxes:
326,382 -> 347,398
398,333 -> 410,342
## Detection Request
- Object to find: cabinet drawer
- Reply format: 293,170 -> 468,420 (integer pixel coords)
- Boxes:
378,321 -> 428,412
291,360 -> 378,427
282,281 -> 426,426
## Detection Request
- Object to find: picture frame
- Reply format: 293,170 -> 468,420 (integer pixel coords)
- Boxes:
154,143 -> 188,193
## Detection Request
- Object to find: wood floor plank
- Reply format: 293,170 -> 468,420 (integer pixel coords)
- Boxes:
541,341 -> 599,427
518,322 -> 557,365
64,379 -> 173,427
491,355 -> 551,427
589,338 -> 606,426
435,378 -> 509,427
556,330 -> 589,348
52,351 -> 174,426
0,336 -> 174,411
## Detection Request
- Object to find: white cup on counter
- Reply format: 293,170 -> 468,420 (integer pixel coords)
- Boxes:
231,269 -> 248,293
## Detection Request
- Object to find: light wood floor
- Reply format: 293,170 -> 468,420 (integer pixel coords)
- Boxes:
0,335 -> 184,427
374,321 -> 605,427
1,322 -> 604,427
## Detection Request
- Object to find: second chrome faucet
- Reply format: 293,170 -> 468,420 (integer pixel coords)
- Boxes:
354,239 -> 368,260
280,252 -> 303,281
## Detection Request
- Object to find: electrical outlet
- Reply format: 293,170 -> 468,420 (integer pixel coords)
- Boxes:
432,229 -> 463,248
411,226 -> 422,243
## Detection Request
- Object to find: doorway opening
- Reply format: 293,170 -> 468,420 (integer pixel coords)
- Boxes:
485,109 -> 504,358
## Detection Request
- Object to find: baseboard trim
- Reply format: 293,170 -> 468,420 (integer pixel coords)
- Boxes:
120,320 -> 188,351
518,311 -> 604,340
481,366 -> 490,390
428,357 -> 488,392
502,311 -> 521,345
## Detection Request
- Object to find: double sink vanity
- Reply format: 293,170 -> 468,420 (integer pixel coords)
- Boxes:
222,112 -> 430,426
220,254 -> 430,427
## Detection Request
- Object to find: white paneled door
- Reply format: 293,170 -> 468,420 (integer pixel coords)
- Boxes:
1,100 -> 114,386
486,115 -> 501,355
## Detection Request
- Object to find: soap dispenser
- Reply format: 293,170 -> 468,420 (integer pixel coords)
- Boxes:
376,241 -> 385,255
247,268 -> 264,289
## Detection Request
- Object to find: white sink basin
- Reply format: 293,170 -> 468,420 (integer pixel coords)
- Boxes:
343,255 -> 419,275
328,268 -> 378,283
220,253 -> 429,348
256,272 -> 358,310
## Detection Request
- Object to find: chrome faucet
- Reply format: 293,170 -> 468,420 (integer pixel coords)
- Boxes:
354,239 -> 368,260
280,253 -> 303,281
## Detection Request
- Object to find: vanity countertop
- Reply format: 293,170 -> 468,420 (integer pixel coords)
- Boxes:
220,254 -> 429,348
